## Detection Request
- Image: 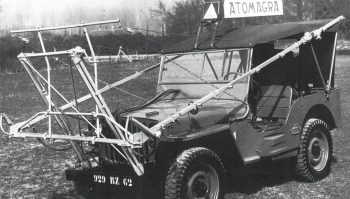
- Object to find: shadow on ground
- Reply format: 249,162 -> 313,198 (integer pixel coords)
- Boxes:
46,158 -> 306,199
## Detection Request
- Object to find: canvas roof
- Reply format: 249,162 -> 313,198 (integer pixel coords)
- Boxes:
163,19 -> 341,54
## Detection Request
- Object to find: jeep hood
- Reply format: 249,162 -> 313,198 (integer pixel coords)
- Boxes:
121,99 -> 247,134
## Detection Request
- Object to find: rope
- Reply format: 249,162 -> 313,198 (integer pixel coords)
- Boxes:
96,78 -> 148,102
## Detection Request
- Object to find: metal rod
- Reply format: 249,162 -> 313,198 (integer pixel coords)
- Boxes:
210,21 -> 220,48
37,31 -> 52,136
130,117 -> 156,139
328,32 -> 338,92
11,19 -> 120,33
83,27 -> 101,138
20,58 -> 96,131
225,51 -> 233,79
158,55 -> 165,83
204,53 -> 218,80
15,55 -> 180,131
70,52 -> 144,175
19,58 -> 86,163
18,50 -> 73,58
194,22 -> 203,49
11,132 -> 131,146
48,111 -> 95,116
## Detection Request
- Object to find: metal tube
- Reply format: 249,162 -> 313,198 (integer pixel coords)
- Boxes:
48,112 -> 95,116
20,58 -> 97,131
11,132 -> 131,146
19,57 -> 86,163
194,23 -> 203,49
130,117 -> 156,139
158,55 -> 165,84
37,31 -> 52,136
328,32 -> 338,92
15,56 -> 179,131
71,52 -> 144,175
204,53 -> 218,80
18,50 -> 72,58
11,19 -> 120,33
83,27 -> 100,138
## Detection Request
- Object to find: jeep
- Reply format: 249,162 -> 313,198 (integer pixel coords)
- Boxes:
1,13 -> 344,199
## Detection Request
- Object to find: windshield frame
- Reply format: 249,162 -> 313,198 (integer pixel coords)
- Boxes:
158,49 -> 252,85
156,49 -> 253,101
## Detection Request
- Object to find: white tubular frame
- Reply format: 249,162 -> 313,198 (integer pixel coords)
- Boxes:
6,20 -> 152,176
1,16 -> 345,176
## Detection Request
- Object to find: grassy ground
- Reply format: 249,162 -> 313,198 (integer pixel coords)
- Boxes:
0,56 -> 349,198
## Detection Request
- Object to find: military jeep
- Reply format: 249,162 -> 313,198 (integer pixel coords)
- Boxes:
62,18 -> 343,199
1,15 -> 344,199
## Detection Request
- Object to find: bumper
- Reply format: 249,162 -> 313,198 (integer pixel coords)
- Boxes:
66,166 -> 142,198
65,165 -> 162,198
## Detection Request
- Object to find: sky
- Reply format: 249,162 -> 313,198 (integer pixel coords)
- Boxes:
0,0 -> 176,30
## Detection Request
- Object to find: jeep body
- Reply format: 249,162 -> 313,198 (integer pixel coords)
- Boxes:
66,19 -> 342,198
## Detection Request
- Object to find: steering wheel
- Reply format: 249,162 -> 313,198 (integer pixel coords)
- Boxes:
224,72 -> 243,80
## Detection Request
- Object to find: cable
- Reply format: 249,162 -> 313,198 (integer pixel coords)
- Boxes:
69,60 -> 82,137
115,89 -> 180,116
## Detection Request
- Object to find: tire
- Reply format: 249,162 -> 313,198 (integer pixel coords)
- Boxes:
165,147 -> 226,199
295,118 -> 333,182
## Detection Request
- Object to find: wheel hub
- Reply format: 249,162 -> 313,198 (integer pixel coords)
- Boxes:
307,131 -> 329,171
187,165 -> 219,199
192,176 -> 208,197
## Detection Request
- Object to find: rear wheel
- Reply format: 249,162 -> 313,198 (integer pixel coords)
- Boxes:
165,147 -> 226,199
295,118 -> 333,182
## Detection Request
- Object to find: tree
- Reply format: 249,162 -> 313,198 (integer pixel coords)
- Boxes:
164,0 -> 203,35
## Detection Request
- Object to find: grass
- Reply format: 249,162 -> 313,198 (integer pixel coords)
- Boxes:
0,56 -> 350,198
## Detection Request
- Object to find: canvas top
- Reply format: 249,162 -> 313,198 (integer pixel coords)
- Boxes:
163,19 -> 341,54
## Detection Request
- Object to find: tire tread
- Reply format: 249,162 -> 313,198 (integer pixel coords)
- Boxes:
164,147 -> 225,199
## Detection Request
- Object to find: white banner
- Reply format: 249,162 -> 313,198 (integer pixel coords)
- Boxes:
224,0 -> 283,18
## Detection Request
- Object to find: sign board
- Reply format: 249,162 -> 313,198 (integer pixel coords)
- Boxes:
203,1 -> 221,20
223,0 -> 283,18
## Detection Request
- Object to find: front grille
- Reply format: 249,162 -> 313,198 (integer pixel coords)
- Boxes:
98,117 -> 157,165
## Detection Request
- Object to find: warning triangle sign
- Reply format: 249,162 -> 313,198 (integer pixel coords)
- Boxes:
203,3 -> 218,20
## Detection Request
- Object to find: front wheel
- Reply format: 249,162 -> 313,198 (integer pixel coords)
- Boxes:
165,147 -> 226,199
295,118 -> 333,182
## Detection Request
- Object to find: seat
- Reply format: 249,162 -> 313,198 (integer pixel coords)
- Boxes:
252,85 -> 293,131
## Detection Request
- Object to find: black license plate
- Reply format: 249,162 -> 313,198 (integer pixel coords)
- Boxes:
93,174 -> 134,187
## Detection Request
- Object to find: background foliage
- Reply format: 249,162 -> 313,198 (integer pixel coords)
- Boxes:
0,0 -> 349,72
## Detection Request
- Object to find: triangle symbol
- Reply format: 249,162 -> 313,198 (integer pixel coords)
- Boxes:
203,3 -> 218,20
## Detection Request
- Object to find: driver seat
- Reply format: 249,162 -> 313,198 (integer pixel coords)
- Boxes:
252,85 -> 293,131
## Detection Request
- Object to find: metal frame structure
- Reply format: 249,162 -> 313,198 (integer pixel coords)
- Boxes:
0,16 -> 345,176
